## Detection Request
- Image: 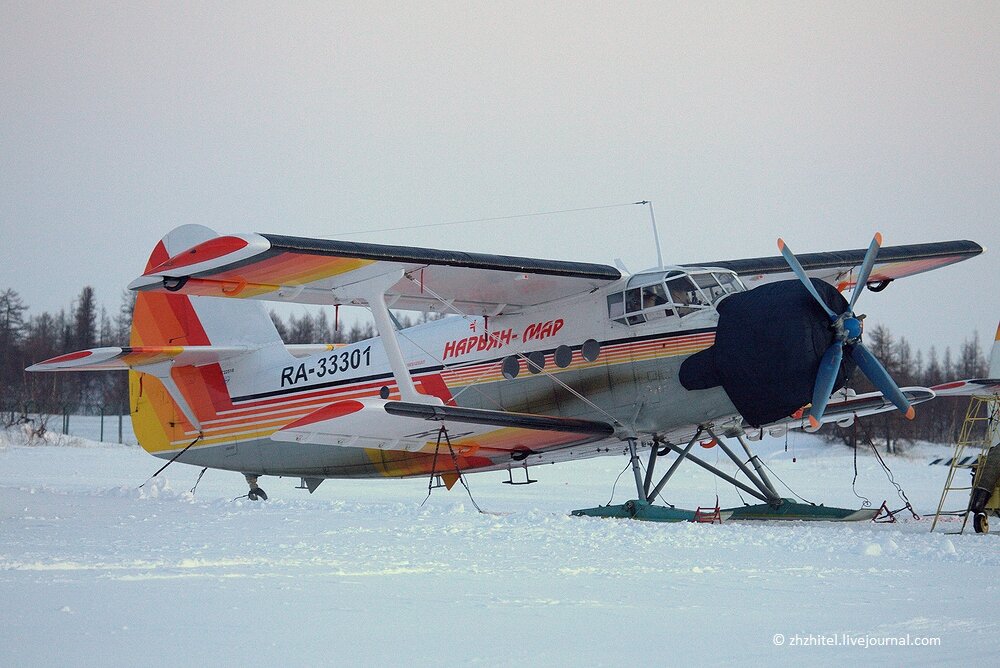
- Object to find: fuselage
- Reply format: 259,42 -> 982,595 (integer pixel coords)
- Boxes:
133,266 -> 746,478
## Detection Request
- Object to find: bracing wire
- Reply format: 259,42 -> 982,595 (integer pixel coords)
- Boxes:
605,460 -> 632,506
324,202 -> 647,239
138,433 -> 202,489
406,278 -> 629,431
636,457 -> 676,508
758,459 -> 815,505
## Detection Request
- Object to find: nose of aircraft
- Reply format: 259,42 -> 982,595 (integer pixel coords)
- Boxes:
678,278 -> 855,427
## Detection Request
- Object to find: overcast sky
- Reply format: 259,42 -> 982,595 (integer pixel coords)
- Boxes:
2,1 -> 997,358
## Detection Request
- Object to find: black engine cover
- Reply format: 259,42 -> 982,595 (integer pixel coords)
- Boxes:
679,279 -> 855,427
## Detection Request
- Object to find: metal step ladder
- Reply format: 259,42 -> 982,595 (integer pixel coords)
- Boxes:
930,395 -> 999,533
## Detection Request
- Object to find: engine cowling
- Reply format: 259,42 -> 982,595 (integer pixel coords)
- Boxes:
679,279 -> 855,427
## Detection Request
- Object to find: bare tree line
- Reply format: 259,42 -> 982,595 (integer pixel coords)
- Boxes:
0,287 -> 435,418
833,323 -> 991,452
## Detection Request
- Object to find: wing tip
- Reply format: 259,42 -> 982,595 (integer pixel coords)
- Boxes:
904,406 -> 916,420
128,275 -> 162,292
25,347 -> 123,372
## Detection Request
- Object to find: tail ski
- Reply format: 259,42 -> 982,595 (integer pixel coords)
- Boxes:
991,320 -> 1000,378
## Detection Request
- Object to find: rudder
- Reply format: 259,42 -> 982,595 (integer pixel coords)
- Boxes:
129,225 -> 286,455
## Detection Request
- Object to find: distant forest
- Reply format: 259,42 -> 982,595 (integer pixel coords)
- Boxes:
0,286 -> 992,448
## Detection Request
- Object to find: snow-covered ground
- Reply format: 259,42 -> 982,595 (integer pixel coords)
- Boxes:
1,424 -> 996,666
6,413 -> 139,445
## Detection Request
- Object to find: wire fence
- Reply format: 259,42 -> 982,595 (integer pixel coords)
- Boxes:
1,401 -> 136,444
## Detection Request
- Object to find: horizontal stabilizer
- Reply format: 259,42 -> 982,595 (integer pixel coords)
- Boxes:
929,379 -> 1000,397
271,398 -> 615,455
26,345 -> 253,372
285,344 -> 344,358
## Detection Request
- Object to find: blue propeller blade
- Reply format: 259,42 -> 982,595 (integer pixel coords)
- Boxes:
851,343 -> 915,419
806,342 -> 844,429
848,232 -> 883,311
777,239 -> 837,320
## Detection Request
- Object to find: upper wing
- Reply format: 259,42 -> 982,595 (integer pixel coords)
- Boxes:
690,240 -> 983,290
129,230 -> 621,315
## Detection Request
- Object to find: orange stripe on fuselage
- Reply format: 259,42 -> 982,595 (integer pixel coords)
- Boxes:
150,330 -> 716,451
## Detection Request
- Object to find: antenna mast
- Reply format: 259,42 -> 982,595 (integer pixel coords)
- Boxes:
637,200 -> 664,269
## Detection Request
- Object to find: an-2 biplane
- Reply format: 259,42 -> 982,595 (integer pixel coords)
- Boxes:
29,224 -> 986,520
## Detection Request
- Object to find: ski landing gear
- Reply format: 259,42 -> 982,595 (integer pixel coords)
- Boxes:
244,474 -> 268,501
573,427 -> 878,523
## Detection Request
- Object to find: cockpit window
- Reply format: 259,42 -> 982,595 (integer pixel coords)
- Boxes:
625,288 -> 645,324
609,269 -> 741,324
665,275 -> 708,316
714,272 -> 744,297
692,273 -> 728,303
640,284 -> 673,320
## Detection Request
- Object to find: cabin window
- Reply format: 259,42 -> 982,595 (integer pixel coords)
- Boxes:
608,292 -> 625,320
607,292 -> 625,323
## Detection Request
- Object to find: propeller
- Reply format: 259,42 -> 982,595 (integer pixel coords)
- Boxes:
777,234 -> 915,429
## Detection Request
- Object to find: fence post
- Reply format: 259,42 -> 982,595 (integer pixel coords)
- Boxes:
99,404 -> 105,442
62,407 -> 69,435
118,411 -> 123,444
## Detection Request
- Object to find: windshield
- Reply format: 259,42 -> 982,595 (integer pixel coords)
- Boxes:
608,269 -> 744,324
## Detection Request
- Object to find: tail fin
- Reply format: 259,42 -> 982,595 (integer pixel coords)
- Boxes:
130,224 -> 283,348
27,225 -> 292,454
129,225 -> 288,455
990,320 -> 1000,378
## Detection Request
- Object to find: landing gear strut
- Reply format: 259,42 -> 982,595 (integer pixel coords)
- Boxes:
573,426 -> 879,522
245,474 -> 268,501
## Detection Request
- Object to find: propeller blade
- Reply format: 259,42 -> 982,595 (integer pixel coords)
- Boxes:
777,238 -> 838,320
806,342 -> 844,429
851,343 -> 916,419
848,232 -> 883,310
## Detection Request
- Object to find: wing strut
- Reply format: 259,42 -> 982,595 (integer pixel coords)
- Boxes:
359,271 -> 442,406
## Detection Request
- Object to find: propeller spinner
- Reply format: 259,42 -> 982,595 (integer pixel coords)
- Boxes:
777,234 -> 916,429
